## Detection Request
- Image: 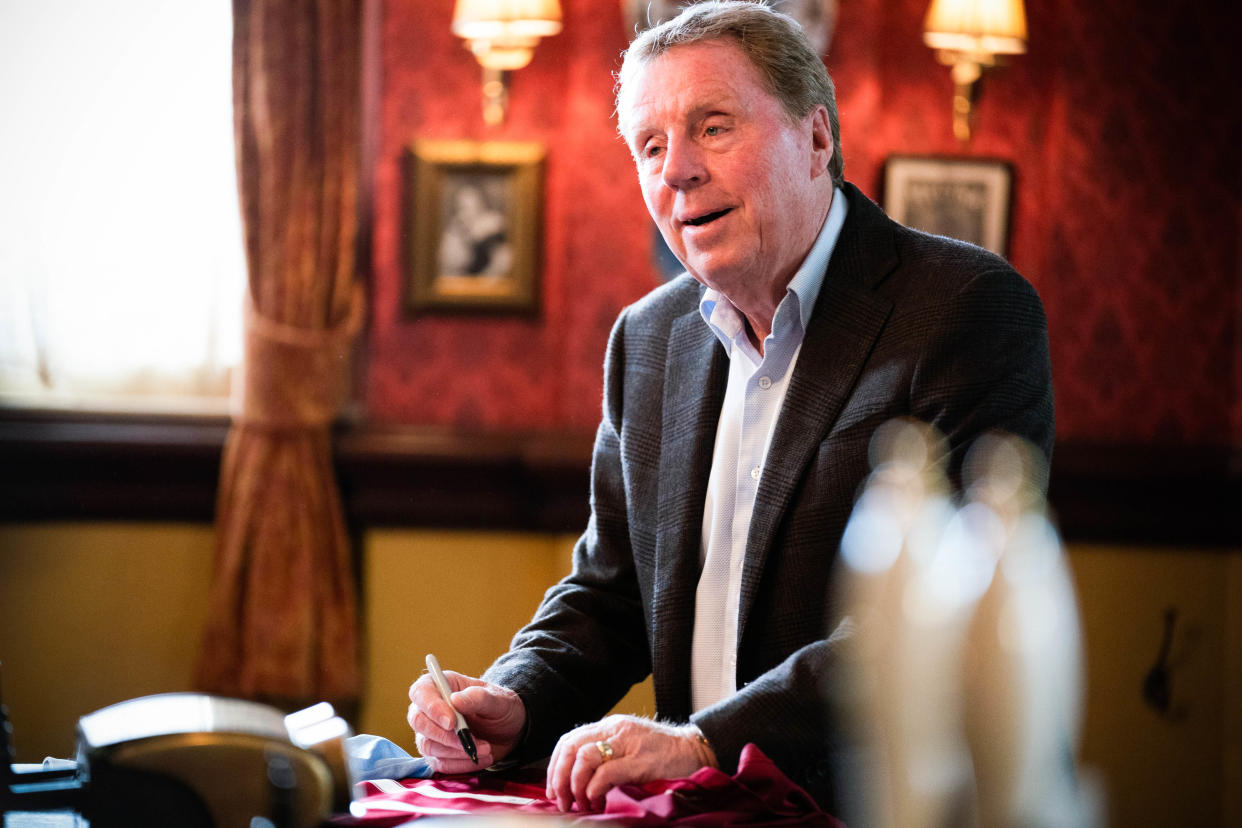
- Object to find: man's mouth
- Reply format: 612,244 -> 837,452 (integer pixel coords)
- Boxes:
683,208 -> 732,227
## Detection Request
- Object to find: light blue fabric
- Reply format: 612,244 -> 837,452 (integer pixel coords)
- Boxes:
344,733 -> 433,782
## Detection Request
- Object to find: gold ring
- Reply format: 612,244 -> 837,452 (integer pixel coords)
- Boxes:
595,740 -> 614,763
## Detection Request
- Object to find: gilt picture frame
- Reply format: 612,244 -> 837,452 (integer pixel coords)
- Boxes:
405,140 -> 545,314
882,156 -> 1014,257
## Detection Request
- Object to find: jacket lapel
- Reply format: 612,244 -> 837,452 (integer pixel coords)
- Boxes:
737,186 -> 899,638
651,308 -> 726,721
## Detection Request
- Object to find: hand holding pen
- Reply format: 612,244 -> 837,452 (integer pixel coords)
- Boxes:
425,653 -> 479,763
406,655 -> 528,773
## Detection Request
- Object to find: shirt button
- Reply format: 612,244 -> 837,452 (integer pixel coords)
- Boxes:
750,467 -> 760,480
758,376 -> 772,390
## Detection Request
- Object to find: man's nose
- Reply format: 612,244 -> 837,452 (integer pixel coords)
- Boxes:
660,137 -> 707,191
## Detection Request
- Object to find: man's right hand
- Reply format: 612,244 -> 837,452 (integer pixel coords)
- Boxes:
407,670 -> 527,772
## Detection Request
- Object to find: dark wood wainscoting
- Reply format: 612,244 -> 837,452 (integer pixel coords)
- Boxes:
1,412 -> 1238,546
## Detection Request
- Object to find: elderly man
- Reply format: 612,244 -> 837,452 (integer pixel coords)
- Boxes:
408,0 -> 1053,815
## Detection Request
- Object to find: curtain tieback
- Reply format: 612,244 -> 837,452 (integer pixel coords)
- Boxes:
234,284 -> 366,428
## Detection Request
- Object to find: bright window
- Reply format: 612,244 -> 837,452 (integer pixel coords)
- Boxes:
0,1 -> 245,414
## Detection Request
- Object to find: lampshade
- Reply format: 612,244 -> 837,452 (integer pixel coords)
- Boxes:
452,0 -> 563,123
452,0 -> 563,54
465,39 -> 541,70
923,0 -> 1027,56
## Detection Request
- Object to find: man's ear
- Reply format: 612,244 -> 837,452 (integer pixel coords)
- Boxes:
807,106 -> 833,179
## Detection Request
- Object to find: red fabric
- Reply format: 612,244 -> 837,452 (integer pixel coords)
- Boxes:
339,743 -> 842,826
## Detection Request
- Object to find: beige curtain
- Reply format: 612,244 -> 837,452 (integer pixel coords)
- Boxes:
195,0 -> 364,706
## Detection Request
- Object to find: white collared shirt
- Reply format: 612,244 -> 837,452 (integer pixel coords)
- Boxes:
690,187 -> 848,712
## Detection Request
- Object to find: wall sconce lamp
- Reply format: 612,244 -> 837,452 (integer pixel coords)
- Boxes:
452,0 -> 563,126
923,0 -> 1027,143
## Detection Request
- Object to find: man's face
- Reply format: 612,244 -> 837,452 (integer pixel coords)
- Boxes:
619,40 -> 832,309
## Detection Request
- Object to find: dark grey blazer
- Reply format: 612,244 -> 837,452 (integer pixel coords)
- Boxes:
483,182 -> 1054,810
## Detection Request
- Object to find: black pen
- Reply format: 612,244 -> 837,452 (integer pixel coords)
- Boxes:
425,653 -> 479,764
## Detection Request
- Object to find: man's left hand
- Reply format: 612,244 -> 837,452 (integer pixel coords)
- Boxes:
545,714 -> 717,813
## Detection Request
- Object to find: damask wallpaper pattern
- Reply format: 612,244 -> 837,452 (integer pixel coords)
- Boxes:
367,0 -> 1240,446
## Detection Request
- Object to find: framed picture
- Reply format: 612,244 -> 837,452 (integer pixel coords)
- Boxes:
882,156 -> 1013,257
621,0 -> 837,55
405,140 -> 545,314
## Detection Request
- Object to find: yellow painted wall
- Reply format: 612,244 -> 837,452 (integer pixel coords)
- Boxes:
1067,544 -> 1242,828
0,523 -> 654,765
0,522 -> 216,761
357,529 -> 655,750
1,523 -> 1238,826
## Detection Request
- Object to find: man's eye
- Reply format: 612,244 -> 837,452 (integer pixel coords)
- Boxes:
704,125 -> 722,136
645,145 -> 664,158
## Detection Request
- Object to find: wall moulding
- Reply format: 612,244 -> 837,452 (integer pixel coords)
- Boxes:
0,411 -> 1237,546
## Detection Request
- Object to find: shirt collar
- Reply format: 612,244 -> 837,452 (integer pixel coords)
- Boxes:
699,186 -> 850,352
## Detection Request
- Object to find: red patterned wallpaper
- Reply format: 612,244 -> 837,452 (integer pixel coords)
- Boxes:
368,0 -> 651,432
367,0 -> 1241,445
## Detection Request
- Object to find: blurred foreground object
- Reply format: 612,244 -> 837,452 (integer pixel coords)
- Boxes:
837,420 -> 1100,827
2,693 -> 353,827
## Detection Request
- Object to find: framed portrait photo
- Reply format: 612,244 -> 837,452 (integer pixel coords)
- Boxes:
405,140 -> 545,314
882,156 -> 1014,257
620,0 -> 838,55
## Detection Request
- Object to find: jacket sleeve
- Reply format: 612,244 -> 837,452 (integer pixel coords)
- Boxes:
481,306 -> 653,762
909,263 -> 1055,482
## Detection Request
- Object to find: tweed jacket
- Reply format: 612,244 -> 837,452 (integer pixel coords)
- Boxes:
482,182 -> 1055,809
